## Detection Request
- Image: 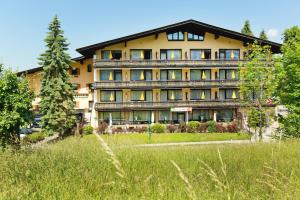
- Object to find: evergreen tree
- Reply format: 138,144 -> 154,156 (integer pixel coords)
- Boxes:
0,64 -> 34,149
259,29 -> 268,40
241,20 -> 254,36
39,16 -> 75,137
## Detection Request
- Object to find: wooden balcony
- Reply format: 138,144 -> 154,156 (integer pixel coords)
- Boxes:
93,79 -> 239,89
94,100 -> 240,111
94,59 -> 246,69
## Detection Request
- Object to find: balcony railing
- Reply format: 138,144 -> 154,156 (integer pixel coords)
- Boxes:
93,79 -> 239,89
94,59 -> 246,68
94,100 -> 240,110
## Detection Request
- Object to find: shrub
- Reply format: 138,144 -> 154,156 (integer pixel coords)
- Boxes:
178,122 -> 187,133
97,122 -> 108,134
150,123 -> 166,133
82,125 -> 93,135
23,132 -> 47,144
187,121 -> 200,133
134,126 -> 148,133
197,123 -> 208,133
207,121 -> 217,133
112,127 -> 124,134
167,124 -> 177,133
227,122 -> 238,133
216,123 -> 226,133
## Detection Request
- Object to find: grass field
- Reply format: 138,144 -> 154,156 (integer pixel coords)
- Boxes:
102,132 -> 251,146
1,134 -> 299,199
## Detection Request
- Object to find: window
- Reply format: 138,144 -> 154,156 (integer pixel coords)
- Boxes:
163,90 -> 182,101
130,49 -> 152,60
219,69 -> 238,80
133,111 -> 150,124
160,50 -> 182,60
160,69 -> 182,81
87,64 -> 92,72
190,69 -> 211,80
190,49 -> 211,60
100,112 -> 125,125
189,110 -> 210,122
219,89 -> 239,100
100,70 -> 122,81
87,83 -> 94,90
71,68 -> 80,76
217,110 -> 234,122
101,50 -> 122,60
100,91 -> 123,102
187,32 -> 204,41
159,111 -> 170,123
190,89 -> 211,100
131,70 -> 152,81
167,31 -> 184,41
219,49 -> 240,60
131,90 -> 152,101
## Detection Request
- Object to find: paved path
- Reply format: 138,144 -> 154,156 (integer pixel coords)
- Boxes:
133,139 -> 255,147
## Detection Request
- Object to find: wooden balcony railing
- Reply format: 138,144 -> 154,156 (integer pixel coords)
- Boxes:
94,59 -> 246,68
93,79 -> 239,89
94,100 -> 240,110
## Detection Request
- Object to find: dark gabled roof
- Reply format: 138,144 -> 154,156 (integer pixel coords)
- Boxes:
76,19 -> 282,58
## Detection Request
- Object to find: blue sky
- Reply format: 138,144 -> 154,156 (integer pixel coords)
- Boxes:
0,0 -> 299,71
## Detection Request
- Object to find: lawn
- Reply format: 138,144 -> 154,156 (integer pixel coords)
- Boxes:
102,132 -> 251,146
0,134 -> 299,199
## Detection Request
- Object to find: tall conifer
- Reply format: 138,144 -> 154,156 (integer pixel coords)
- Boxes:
241,20 -> 254,36
39,16 -> 75,137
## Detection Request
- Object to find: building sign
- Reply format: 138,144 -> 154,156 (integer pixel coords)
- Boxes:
170,107 -> 192,112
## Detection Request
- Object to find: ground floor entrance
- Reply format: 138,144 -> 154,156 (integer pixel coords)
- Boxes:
96,108 -> 237,125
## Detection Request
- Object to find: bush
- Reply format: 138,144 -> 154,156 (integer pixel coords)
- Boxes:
207,121 -> 217,133
97,122 -> 108,134
82,125 -> 93,135
187,121 -> 200,133
197,123 -> 208,133
112,127 -> 124,134
150,123 -> 166,133
23,132 -> 47,144
167,124 -> 177,133
216,123 -> 226,133
134,126 -> 148,133
227,122 -> 238,133
178,122 -> 187,133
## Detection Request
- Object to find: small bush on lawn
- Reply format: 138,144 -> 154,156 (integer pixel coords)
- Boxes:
150,123 -> 166,133
112,127 -> 124,134
97,122 -> 108,134
178,122 -> 187,133
197,123 -> 208,133
207,121 -> 217,133
216,123 -> 226,133
187,121 -> 200,133
82,125 -> 93,135
227,122 -> 238,133
23,132 -> 47,144
167,124 -> 177,133
134,126 -> 148,133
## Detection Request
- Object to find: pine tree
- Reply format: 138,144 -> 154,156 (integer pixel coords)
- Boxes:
241,20 -> 254,36
39,16 -> 75,137
259,30 -> 268,40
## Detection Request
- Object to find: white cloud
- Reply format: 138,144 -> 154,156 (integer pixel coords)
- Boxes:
267,28 -> 278,38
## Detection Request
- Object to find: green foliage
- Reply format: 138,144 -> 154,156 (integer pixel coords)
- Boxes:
150,123 -> 166,133
239,42 -> 276,138
207,121 -> 217,133
241,20 -> 254,36
39,16 -> 75,137
277,26 -> 300,137
0,64 -> 34,148
186,121 -> 200,133
259,29 -> 268,40
247,108 -> 266,129
22,132 -> 47,144
82,125 -> 93,135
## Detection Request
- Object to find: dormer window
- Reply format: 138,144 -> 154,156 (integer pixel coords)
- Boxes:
187,33 -> 204,41
167,31 -> 184,41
